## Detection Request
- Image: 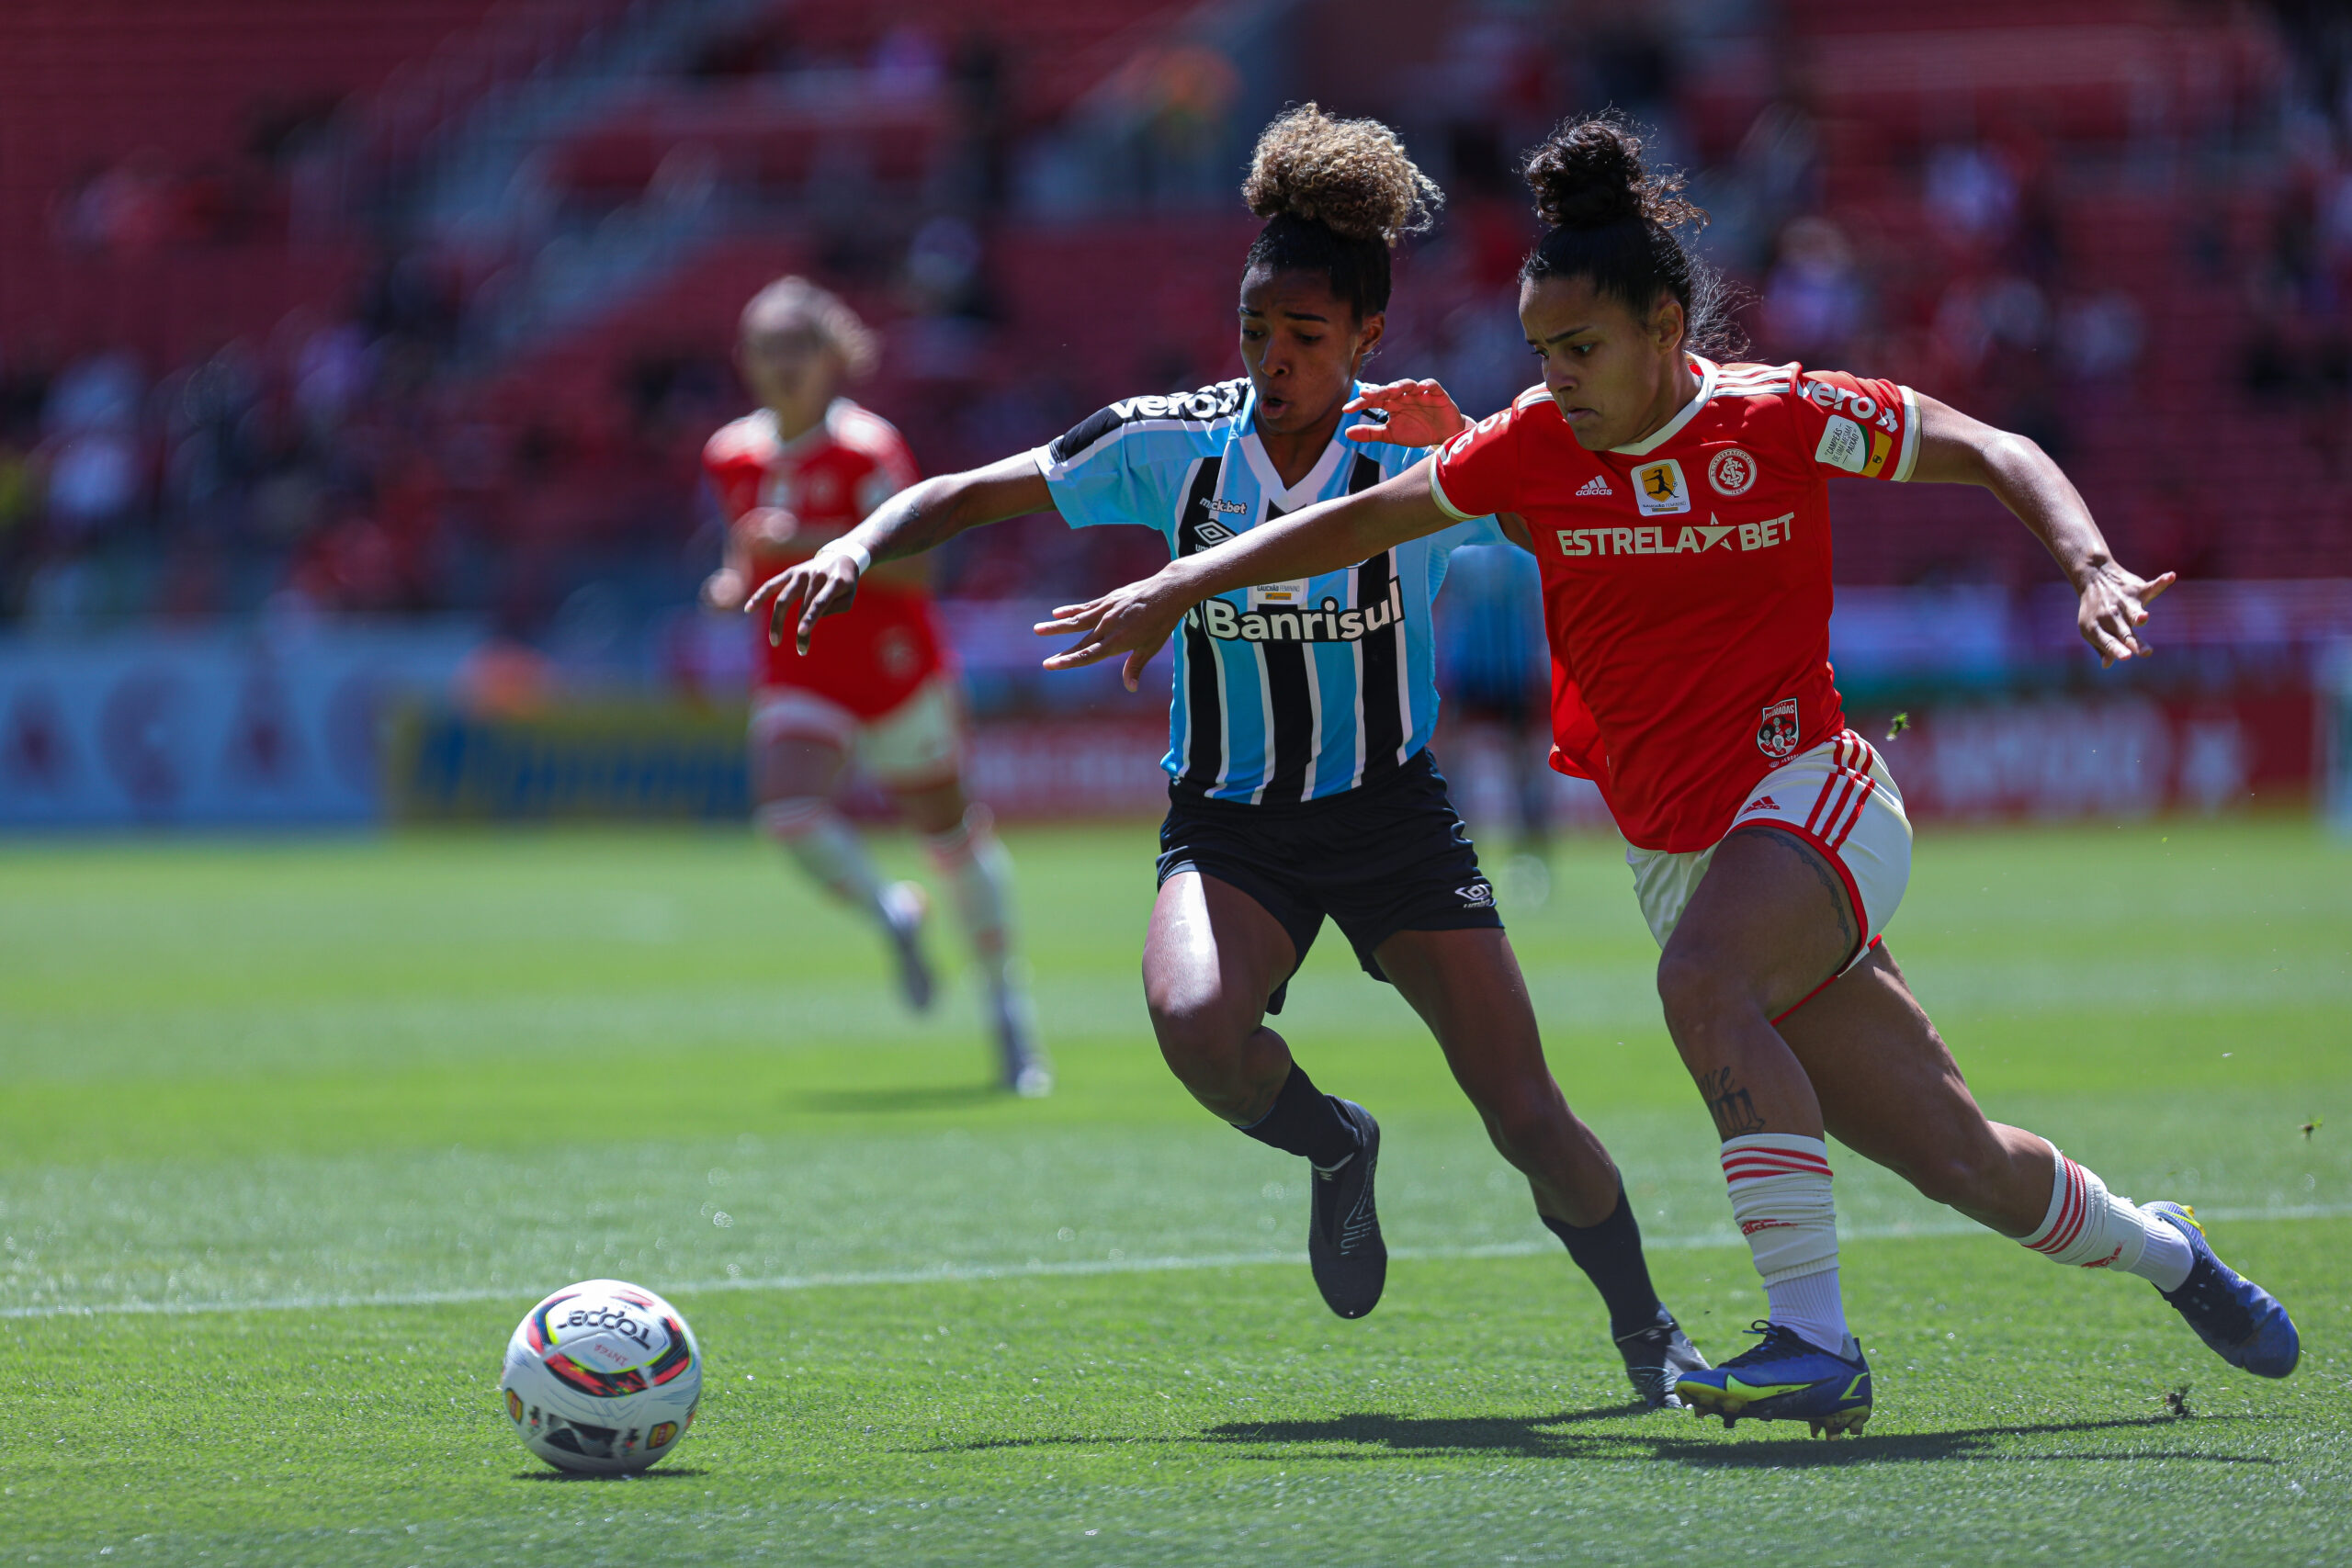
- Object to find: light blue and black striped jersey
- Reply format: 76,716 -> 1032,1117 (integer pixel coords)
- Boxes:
1034,378 -> 1505,806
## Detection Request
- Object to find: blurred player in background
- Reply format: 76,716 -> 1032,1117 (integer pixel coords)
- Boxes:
748,108 -> 1708,1409
1436,540 -> 1554,902
701,277 -> 1047,1097
1039,112 -> 2300,1436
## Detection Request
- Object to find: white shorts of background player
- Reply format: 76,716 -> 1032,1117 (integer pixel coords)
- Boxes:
750,673 -> 965,790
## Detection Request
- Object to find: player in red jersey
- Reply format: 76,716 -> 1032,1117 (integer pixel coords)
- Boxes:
1037,115 -> 2298,1431
701,276 -> 1047,1096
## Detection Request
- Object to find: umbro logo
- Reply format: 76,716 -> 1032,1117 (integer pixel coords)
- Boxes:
1195,521 -> 1234,545
1575,475 -> 1613,497
1456,881 -> 1496,908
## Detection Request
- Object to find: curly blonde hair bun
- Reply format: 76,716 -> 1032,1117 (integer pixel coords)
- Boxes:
1242,103 -> 1440,247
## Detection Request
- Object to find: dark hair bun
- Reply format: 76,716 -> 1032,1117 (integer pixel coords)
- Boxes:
1522,112 -> 1702,233
1244,103 -> 1440,246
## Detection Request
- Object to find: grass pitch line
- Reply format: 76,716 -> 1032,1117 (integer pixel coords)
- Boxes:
6,1202 -> 2342,1323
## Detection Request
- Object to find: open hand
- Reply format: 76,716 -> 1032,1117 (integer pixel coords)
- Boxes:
1033,570 -> 1193,692
1342,378 -> 1469,448
2076,560 -> 2176,667
745,552 -> 863,654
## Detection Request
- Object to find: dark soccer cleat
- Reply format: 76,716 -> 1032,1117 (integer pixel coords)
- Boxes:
2147,1202 -> 2300,1379
1307,1100 -> 1385,1319
1675,1321 -> 1872,1437
1615,1307 -> 1709,1411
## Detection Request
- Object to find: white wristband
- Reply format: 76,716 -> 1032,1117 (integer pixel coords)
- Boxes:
817,539 -> 871,573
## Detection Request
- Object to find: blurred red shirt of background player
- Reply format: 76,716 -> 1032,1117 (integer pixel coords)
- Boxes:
703,398 -> 949,719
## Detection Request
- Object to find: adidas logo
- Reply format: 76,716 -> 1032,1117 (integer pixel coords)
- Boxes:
1739,795 -> 1781,815
1575,475 -> 1613,496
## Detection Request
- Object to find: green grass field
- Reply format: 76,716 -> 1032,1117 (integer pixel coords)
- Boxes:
4,816 -> 2348,1565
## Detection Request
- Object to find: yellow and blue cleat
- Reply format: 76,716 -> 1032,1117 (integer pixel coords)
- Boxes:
1674,1321 -> 1871,1438
2147,1202 -> 2299,1379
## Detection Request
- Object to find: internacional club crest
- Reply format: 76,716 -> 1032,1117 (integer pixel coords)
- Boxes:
1756,697 -> 1800,759
1708,446 -> 1758,496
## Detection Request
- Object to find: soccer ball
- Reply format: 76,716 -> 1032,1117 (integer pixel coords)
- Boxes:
500,1279 -> 702,1475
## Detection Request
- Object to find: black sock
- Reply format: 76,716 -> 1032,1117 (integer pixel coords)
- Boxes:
1238,1064 -> 1359,1168
1544,1179 -> 1665,1339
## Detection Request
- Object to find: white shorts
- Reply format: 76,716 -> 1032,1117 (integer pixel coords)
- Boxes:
1626,729 -> 1912,976
749,674 -> 964,789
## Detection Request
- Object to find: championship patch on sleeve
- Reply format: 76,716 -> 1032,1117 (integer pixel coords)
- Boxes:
1814,415 -> 1869,474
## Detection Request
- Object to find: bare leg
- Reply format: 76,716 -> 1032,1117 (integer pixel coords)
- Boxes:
1374,927 -> 1619,1227
1657,828 -> 2052,1230
753,733 -> 930,1005
1140,871 -> 1298,1122
1657,824 -> 2259,1416
755,735 -> 850,814
889,774 -> 969,836
896,771 -> 1045,1091
1382,924 -> 1690,1386
1653,828 -> 1841,1141
752,735 -> 883,916
1779,944 -> 2053,1235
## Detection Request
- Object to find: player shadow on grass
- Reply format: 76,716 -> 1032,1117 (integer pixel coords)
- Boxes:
919,1403 -> 2285,1470
1192,1411 -> 2281,1469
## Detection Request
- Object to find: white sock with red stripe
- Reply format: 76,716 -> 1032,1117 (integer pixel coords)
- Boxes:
2020,1153 -> 2193,1291
921,806 -> 1017,997
757,798 -> 888,922
1721,1134 -> 1849,1352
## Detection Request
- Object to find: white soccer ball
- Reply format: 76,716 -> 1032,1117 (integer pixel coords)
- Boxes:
500,1279 -> 702,1475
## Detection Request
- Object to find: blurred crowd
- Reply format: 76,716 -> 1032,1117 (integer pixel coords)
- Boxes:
2,0 -> 2348,648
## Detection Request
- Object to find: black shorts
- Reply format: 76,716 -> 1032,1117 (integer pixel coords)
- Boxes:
1155,749 -> 1501,1011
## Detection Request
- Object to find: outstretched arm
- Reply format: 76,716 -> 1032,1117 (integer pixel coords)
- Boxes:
1908,394 -> 2174,667
745,454 -> 1051,653
1035,458 -> 1457,690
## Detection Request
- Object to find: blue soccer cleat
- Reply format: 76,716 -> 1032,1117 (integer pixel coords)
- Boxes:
1674,1321 -> 1871,1437
2147,1202 -> 2299,1379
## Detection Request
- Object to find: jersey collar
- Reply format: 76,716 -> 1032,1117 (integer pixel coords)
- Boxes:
1238,381 -> 1357,512
756,398 -> 851,459
1608,355 -> 1718,457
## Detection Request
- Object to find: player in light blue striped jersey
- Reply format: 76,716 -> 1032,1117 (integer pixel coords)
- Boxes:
748,106 -> 1703,1404
1035,367 -> 1479,805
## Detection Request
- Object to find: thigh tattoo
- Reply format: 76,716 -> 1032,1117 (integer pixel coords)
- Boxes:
1742,826 -> 1856,952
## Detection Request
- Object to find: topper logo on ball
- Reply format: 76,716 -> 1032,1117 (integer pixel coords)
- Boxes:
567,1303 -> 657,1349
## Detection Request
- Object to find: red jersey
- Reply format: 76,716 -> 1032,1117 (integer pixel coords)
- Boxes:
1430,356 -> 1921,852
703,399 -> 948,717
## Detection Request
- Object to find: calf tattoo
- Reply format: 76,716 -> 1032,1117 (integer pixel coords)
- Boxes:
1701,1066 -> 1766,1138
